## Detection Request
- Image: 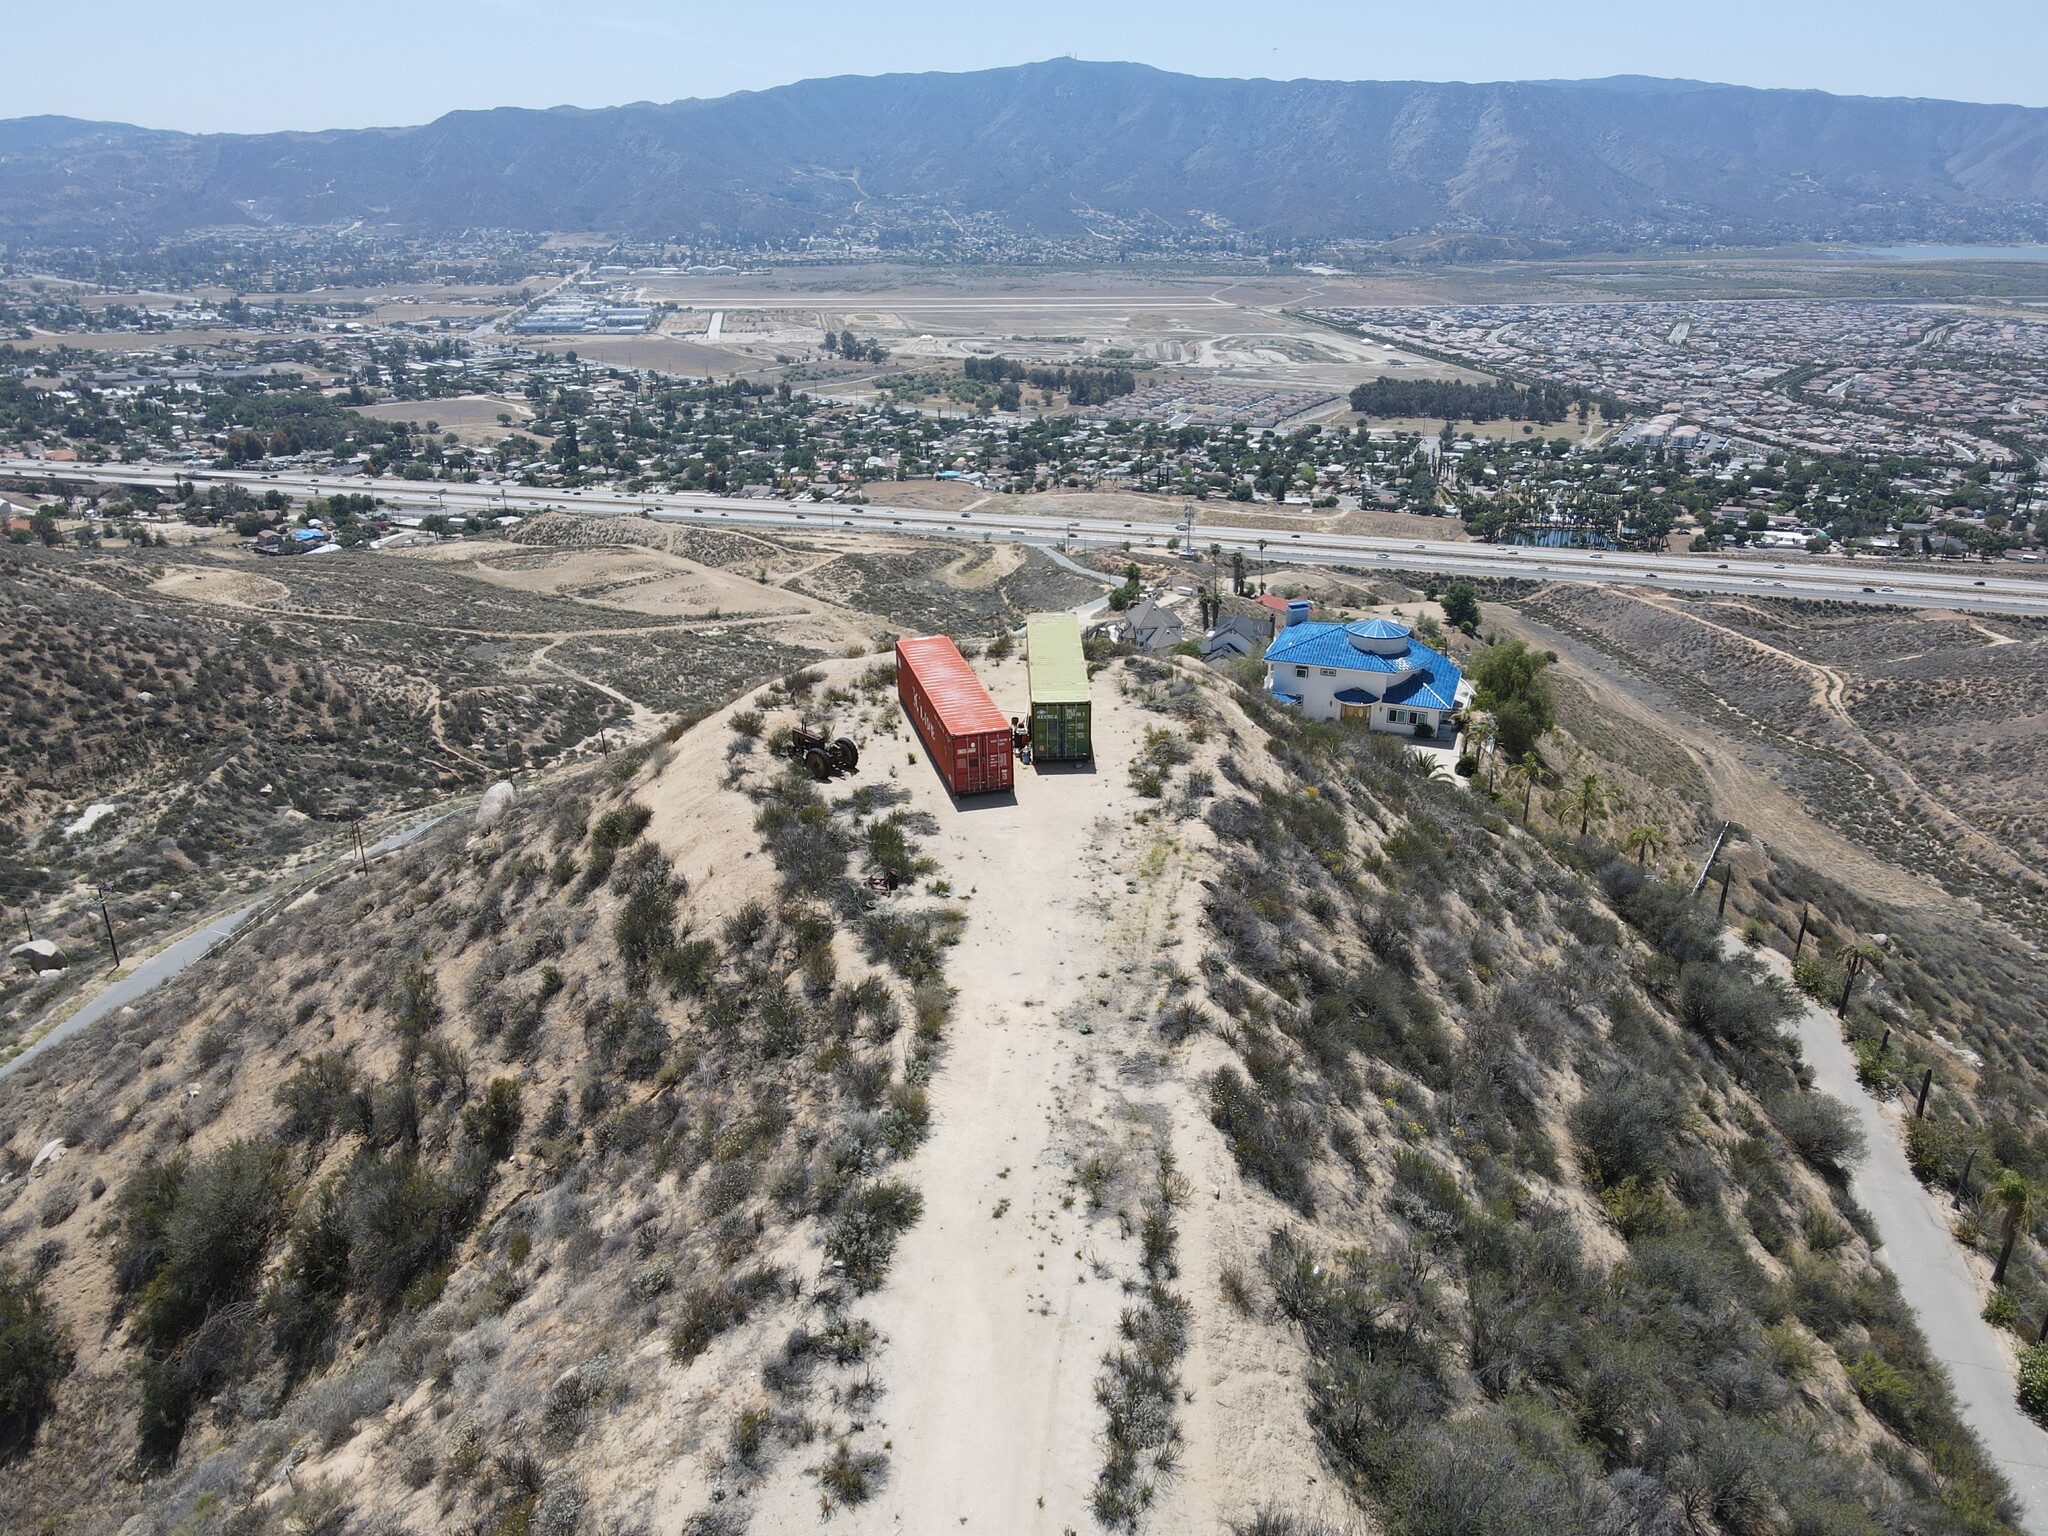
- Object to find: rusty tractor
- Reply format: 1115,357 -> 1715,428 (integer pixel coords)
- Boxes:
788,726 -> 860,780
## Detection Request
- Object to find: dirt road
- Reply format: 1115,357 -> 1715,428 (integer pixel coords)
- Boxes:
747,655 -> 1327,1533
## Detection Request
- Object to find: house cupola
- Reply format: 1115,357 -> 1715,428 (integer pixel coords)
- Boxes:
1344,618 -> 1412,658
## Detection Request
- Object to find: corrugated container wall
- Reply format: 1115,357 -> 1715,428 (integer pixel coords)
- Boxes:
896,635 -> 1014,795
1025,611 -> 1092,761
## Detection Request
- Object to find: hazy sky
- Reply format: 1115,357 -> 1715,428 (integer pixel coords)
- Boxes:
4,0 -> 2043,132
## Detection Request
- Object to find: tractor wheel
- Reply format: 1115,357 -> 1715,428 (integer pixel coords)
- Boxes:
803,746 -> 832,781
831,737 -> 860,772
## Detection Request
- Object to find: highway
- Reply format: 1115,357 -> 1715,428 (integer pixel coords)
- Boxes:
21,460 -> 2048,617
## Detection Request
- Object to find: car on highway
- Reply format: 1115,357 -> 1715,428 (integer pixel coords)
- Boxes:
1863,586 -> 1876,593
842,520 -> 853,527
1880,586 -> 1896,593
1717,563 -> 1729,569
1376,553 -> 1390,561
1290,533 -> 1301,540
1975,579 -> 1987,586
892,519 -> 903,525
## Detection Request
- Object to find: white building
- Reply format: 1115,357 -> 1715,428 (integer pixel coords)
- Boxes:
1264,616 -> 1470,737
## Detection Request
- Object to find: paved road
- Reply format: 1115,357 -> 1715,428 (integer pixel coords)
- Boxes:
0,901 -> 261,1082
1766,945 -> 2048,1532
0,811 -> 455,1086
25,461 -> 2048,617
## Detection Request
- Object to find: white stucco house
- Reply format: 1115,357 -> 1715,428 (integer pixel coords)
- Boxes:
1263,617 -> 1471,736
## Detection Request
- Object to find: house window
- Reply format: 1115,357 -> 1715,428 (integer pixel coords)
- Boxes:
1294,666 -> 1308,678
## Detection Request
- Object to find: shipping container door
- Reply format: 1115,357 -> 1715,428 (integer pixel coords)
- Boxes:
1070,705 -> 1090,759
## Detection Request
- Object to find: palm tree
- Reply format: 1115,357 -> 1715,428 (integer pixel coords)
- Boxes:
1465,717 -> 1497,790
1564,771 -> 1607,838
1837,939 -> 1884,1013
1625,824 -> 1664,868
1508,754 -> 1543,827
1990,1170 -> 2033,1286
1404,748 -> 1450,782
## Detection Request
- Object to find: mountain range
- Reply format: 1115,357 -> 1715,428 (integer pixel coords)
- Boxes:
3,59 -> 2047,250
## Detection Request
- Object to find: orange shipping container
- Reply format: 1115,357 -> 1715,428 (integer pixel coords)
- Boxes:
896,635 -> 1013,796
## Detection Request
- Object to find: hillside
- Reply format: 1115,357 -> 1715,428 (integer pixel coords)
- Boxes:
3,61 -> 2047,248
0,644 -> 2020,1535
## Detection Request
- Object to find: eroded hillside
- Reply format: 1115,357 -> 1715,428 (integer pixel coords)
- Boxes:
0,650 -> 2022,1536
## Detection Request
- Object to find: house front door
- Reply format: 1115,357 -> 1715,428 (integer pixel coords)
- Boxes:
1340,701 -> 1370,723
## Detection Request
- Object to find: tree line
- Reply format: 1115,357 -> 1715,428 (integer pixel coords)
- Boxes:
1348,377 -> 1603,425
962,356 -> 1138,406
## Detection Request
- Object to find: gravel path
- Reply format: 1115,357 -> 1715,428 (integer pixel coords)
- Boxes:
1767,946 -> 2048,1532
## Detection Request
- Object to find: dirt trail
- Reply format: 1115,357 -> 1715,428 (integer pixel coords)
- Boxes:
1624,590 -> 2048,894
748,655 -> 1326,1533
1501,602 -> 1945,910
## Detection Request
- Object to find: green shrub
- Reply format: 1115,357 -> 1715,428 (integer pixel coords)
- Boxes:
1207,1066 -> 1314,1213
825,1180 -> 923,1293
1570,1075 -> 1684,1188
1769,1092 -> 1864,1176
585,801 -> 653,885
1846,1348 -> 1918,1433
2019,1341 -> 2048,1422
1984,1290 -> 2022,1332
275,1053 -> 363,1144
462,1078 -> 523,1161
116,1141 -> 287,1462
819,1437 -> 888,1508
668,1267 -> 785,1365
0,1264 -> 69,1458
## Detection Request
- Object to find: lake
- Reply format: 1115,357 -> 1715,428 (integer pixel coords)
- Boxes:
1855,245 -> 2048,263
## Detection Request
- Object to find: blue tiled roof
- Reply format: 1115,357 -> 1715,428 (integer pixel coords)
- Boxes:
1346,618 -> 1410,640
1264,621 -> 1463,712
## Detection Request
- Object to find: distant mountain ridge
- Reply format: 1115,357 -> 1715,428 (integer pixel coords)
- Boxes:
3,59 -> 2046,249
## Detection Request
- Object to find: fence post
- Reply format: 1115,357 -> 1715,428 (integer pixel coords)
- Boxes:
1793,905 -> 1810,959
1957,1148 -> 1977,1203
1915,1068 -> 1934,1119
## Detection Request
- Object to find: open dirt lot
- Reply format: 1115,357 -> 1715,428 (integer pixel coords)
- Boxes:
150,563 -> 291,610
350,394 -> 532,430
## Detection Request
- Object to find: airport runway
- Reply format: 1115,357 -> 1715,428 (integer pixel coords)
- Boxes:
27,461 -> 2048,617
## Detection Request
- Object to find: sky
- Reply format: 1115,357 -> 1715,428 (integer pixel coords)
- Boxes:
2,0 -> 2043,133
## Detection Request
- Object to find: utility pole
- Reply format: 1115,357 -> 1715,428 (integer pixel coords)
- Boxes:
351,817 -> 369,876
1716,865 -> 1732,918
96,886 -> 121,967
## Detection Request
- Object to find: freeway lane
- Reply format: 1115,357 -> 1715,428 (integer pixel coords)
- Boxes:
23,462 -> 2048,617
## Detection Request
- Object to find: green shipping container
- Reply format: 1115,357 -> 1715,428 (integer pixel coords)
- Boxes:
1026,611 -> 1092,761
